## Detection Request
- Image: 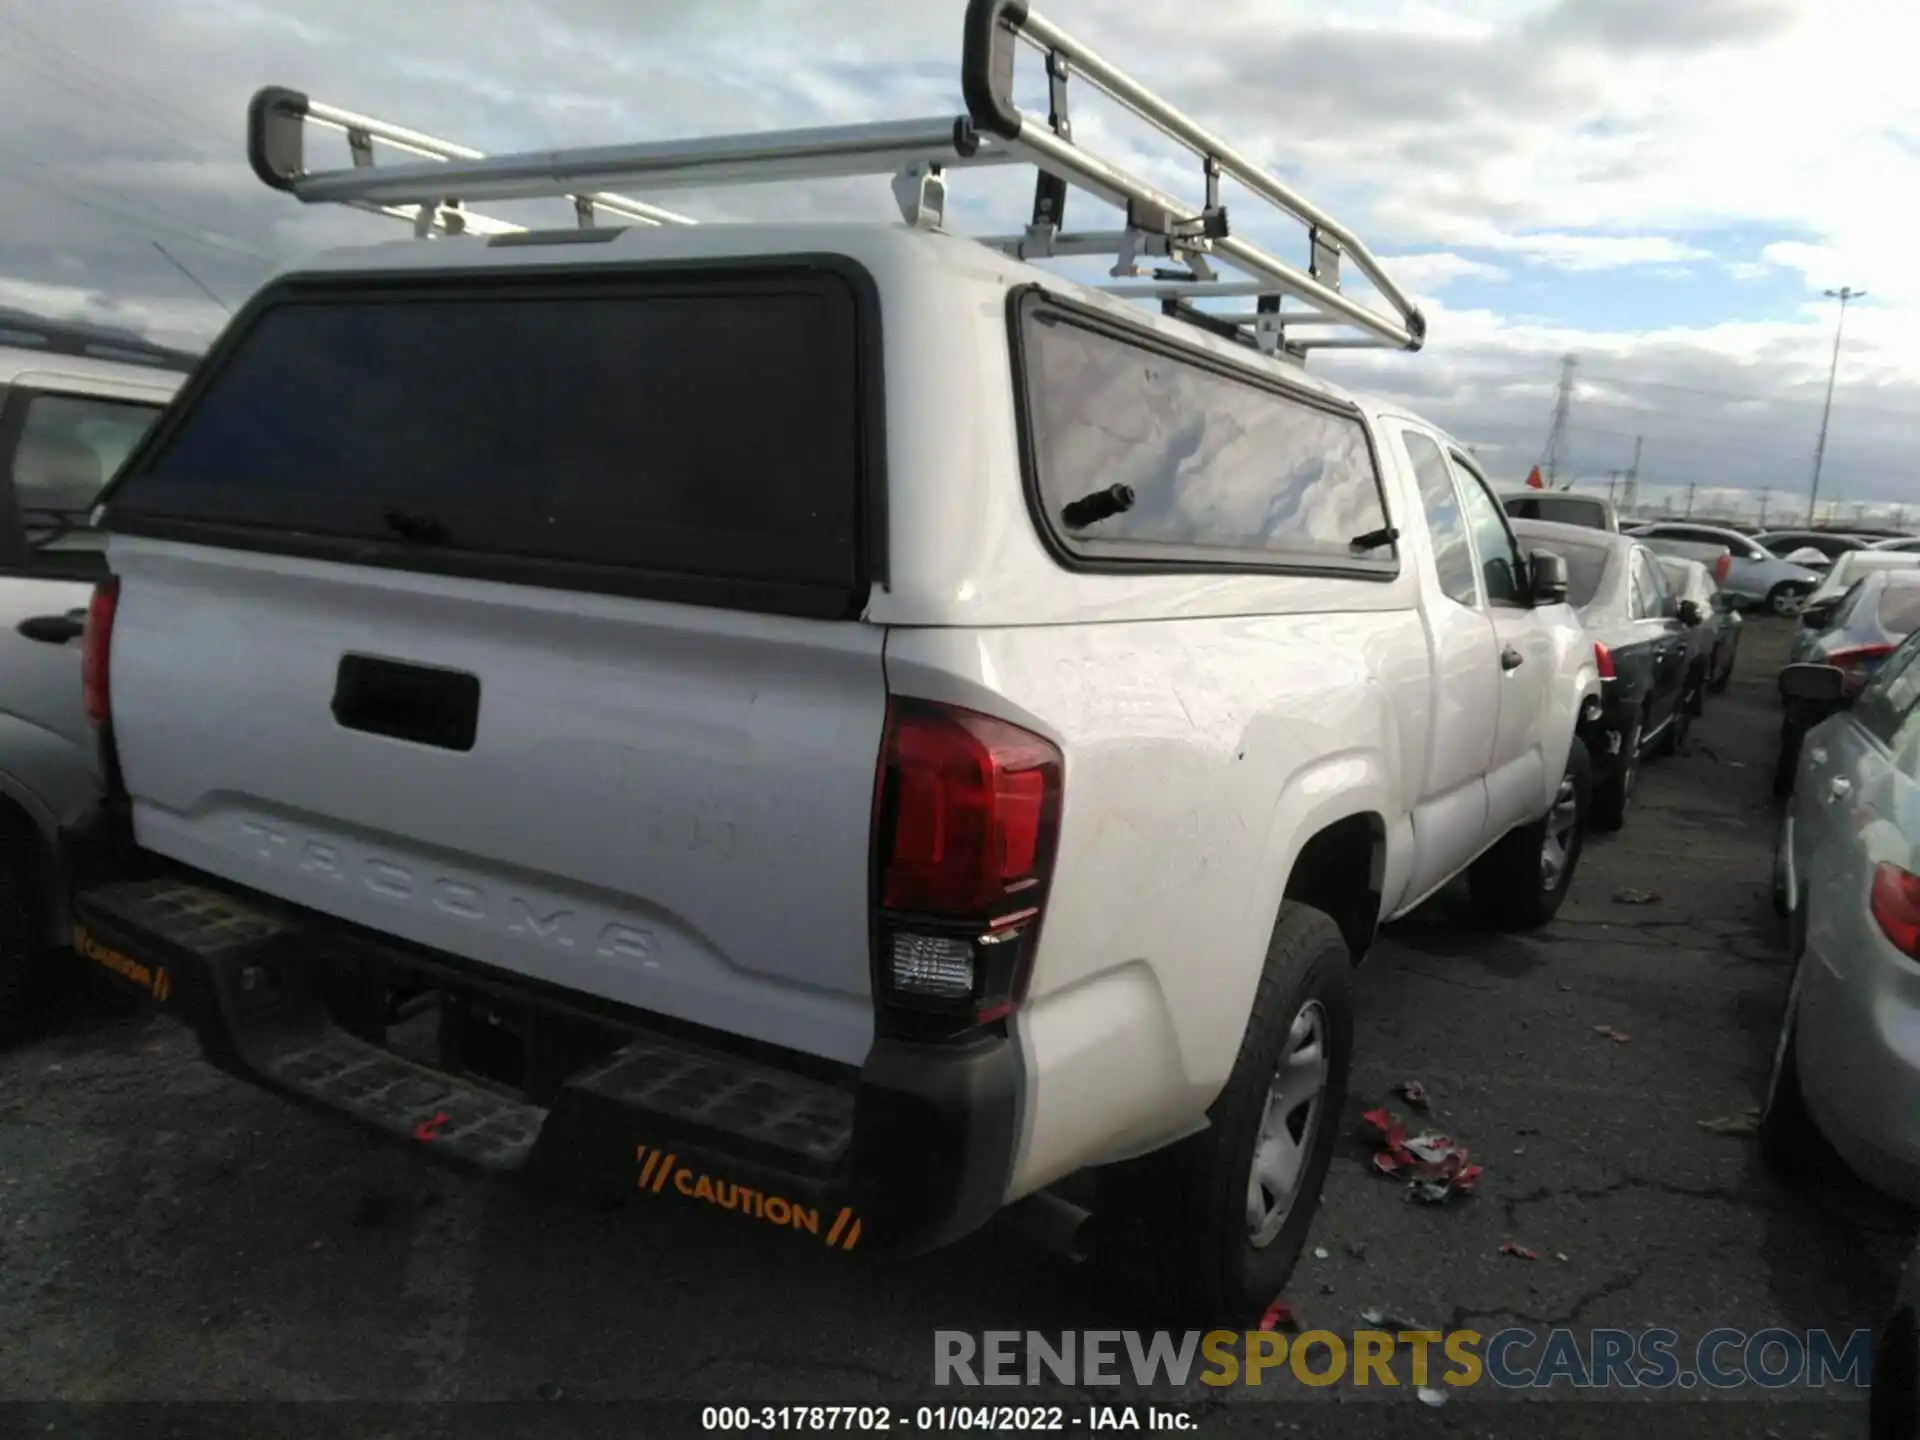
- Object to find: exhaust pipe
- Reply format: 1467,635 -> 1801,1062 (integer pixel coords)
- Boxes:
1000,1190 -> 1094,1263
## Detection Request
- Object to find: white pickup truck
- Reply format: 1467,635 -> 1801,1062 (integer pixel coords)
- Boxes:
66,0 -> 1602,1323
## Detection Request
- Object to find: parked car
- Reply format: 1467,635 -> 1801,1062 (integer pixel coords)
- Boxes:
59,38 -> 1603,1324
1773,571 -> 1920,796
1513,519 -> 1690,829
1629,522 -> 1820,615
0,322 -> 189,1012
1656,553 -> 1742,697
1767,638 -> 1920,1202
1499,491 -> 1618,531
1794,551 -> 1920,636
1753,530 -> 1877,570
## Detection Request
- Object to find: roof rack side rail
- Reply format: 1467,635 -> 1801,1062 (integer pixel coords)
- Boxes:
248,87 -> 701,236
243,0 -> 1425,356
961,0 -> 1423,352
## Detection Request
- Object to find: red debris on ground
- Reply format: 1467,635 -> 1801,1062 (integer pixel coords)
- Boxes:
1362,1109 -> 1483,1204
1258,1299 -> 1298,1332
1499,1241 -> 1541,1261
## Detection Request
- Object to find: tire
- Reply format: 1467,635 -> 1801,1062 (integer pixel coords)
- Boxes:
1590,718 -> 1641,832
1767,583 -> 1805,618
1759,943 -> 1830,1175
1773,720 -> 1804,800
1469,741 -> 1591,929
1654,694 -> 1692,758
0,856 -> 40,1020
1770,815 -> 1793,919
1708,638 -> 1735,695
1095,903 -> 1352,1325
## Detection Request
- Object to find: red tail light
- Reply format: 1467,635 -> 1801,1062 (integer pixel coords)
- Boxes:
1871,862 -> 1920,957
1829,643 -> 1895,693
872,699 -> 1063,1024
81,578 -> 119,727
1593,642 -> 1616,680
1713,553 -> 1731,586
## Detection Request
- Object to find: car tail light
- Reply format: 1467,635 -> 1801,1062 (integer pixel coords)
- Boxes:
1593,642 -> 1616,681
1871,862 -> 1920,957
872,698 -> 1063,1026
1829,643 -> 1895,694
81,578 -> 119,727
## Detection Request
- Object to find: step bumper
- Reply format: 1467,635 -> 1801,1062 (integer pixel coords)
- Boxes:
70,870 -> 1021,1257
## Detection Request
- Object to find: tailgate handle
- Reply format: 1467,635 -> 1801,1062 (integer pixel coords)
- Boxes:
331,654 -> 480,752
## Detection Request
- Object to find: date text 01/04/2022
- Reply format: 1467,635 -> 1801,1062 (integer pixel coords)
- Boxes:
699,1407 -> 1198,1431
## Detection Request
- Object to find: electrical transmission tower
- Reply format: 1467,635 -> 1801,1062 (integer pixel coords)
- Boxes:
1622,435 -> 1642,514
1542,354 -> 1577,488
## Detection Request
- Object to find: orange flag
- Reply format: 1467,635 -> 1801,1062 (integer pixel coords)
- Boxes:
1525,465 -> 1545,490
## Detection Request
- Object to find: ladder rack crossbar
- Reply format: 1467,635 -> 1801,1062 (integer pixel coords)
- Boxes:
243,0 -> 1427,357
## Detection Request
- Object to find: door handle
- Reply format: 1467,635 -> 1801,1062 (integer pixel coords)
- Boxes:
1828,776 -> 1853,802
1500,646 -> 1524,671
15,611 -> 86,645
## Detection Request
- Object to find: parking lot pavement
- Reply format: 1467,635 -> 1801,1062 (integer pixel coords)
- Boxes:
0,618 -> 1912,1437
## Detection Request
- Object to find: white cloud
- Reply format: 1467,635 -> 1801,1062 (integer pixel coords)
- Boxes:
0,0 -> 1915,510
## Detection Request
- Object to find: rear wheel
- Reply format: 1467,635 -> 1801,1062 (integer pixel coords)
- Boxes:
0,855 -> 40,1020
1773,720 -> 1805,800
1708,636 -> 1736,694
1768,582 -> 1805,618
1590,719 -> 1641,831
1096,903 -> 1351,1324
1470,742 -> 1590,929
1759,941 -> 1830,1175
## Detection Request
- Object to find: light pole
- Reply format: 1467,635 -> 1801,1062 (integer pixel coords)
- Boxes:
1807,285 -> 1863,525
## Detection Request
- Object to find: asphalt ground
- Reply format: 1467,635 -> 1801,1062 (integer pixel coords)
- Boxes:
0,614 -> 1910,1440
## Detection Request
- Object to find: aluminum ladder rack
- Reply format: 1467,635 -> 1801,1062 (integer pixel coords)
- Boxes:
245,0 -> 1426,359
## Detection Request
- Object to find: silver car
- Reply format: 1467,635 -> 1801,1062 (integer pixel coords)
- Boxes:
1768,635 -> 1920,1200
0,319 -> 189,1011
1629,521 -> 1821,615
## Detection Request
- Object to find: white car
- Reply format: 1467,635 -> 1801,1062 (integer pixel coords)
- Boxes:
0,317 -> 187,1011
66,1 -> 1601,1323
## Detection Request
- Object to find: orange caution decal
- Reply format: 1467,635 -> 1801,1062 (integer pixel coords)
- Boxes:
634,1144 -> 861,1251
72,927 -> 171,1003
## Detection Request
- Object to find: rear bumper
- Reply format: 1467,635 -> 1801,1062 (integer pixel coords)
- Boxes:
66,838 -> 1021,1258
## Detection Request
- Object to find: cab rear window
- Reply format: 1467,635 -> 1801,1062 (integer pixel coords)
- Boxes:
106,267 -> 876,618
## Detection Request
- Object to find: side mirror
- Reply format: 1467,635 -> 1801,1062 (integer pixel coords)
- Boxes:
1677,599 -> 1704,627
1529,549 -> 1568,605
1779,663 -> 1847,704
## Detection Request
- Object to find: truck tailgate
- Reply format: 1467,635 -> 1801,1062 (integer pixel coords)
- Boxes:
88,262 -> 889,1065
107,537 -> 887,1065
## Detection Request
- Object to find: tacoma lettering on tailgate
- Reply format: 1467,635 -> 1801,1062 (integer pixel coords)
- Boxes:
235,819 -> 656,961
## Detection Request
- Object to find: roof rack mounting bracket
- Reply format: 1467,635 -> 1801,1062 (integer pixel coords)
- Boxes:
1030,46 -> 1072,233
1309,226 -> 1341,293
892,162 -> 948,229
241,0 -> 1428,358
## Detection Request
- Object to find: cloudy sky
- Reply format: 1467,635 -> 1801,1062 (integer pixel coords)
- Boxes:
2,0 -> 1915,521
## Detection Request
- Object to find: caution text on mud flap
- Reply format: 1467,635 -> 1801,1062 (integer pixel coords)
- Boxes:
635,1144 -> 861,1251
72,926 -> 171,1002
